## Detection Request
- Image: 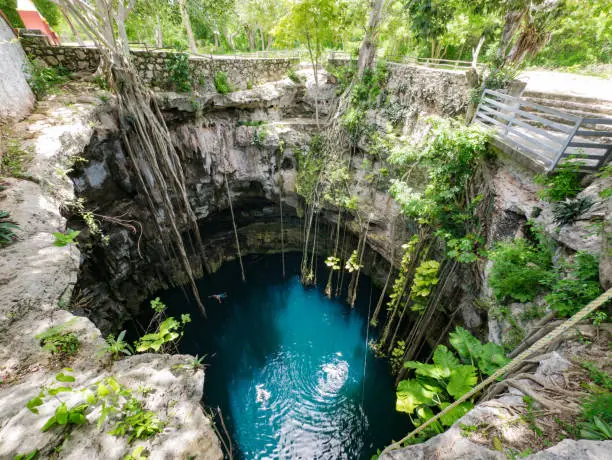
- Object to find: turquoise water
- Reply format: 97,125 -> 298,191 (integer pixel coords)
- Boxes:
156,253 -> 412,459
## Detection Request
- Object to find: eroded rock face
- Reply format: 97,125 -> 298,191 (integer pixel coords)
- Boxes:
0,19 -> 35,122
0,88 -> 222,459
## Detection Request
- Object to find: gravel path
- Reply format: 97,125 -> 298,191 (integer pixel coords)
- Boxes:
518,70 -> 612,101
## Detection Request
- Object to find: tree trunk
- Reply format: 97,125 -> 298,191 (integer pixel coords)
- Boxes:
245,25 -> 255,50
225,31 -> 237,51
305,31 -> 319,126
60,8 -> 84,45
497,10 -> 524,65
155,13 -> 163,48
178,0 -> 197,54
357,0 -> 387,77
472,35 -> 485,68
259,27 -> 265,52
213,30 -> 220,48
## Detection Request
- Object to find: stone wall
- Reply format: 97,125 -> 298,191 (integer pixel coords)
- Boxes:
328,57 -> 472,117
21,40 -> 298,91
0,17 -> 35,122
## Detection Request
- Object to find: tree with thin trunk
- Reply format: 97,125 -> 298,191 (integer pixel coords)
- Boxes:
178,0 -> 197,53
275,0 -> 340,126
52,0 -> 208,317
357,0 -> 389,77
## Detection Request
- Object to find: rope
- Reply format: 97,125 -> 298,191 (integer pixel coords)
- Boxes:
381,287 -> 612,456
224,172 -> 246,282
362,284 -> 374,409
280,193 -> 285,278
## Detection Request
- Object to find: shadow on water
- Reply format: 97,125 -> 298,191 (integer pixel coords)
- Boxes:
137,252 -> 413,459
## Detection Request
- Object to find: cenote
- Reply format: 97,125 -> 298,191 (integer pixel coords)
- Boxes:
142,253 -> 412,459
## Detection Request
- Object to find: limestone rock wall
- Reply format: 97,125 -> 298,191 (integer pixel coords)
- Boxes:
0,85 -> 222,459
21,39 -> 298,91
0,16 -> 35,122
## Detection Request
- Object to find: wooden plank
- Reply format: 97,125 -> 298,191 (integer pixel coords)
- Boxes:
561,152 -> 607,160
505,126 -> 560,155
479,105 -> 565,146
495,134 -> 553,166
576,130 -> 612,137
477,112 -> 558,158
478,108 -> 561,154
582,118 -> 612,125
475,112 -> 508,132
568,142 -> 612,149
485,90 -> 581,123
480,97 -> 574,134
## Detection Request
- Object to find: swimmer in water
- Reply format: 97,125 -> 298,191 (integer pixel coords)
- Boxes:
208,292 -> 228,303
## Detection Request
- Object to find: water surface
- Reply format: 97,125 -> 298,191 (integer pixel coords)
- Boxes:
157,253 -> 412,459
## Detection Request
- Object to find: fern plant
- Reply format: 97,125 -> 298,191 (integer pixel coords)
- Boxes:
552,196 -> 594,226
214,71 -> 232,94
103,330 -> 134,360
0,210 -> 18,245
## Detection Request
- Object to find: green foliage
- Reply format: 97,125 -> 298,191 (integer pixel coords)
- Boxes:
530,0 -> 611,67
535,161 -> 583,202
36,326 -> 80,358
14,450 -> 38,460
109,398 -> 164,443
295,135 -> 325,203
579,392 -> 612,440
124,446 -> 148,460
448,327 -> 509,377
173,354 -> 208,372
552,197 -> 594,226
0,0 -> 24,27
390,340 -> 406,374
409,260 -> 440,313
522,395 -> 543,437
488,237 -> 554,303
103,331 -> 134,360
26,370 -> 164,445
32,0 -> 61,27
0,210 -> 19,246
165,53 -> 191,92
396,328 -> 508,441
350,61 -> 389,108
344,249 -> 362,273
287,67 -> 302,83
213,71 -> 232,94
545,252 -> 602,317
135,315 -> 191,353
385,237 -> 419,319
389,118 -> 489,258
1,137 -> 32,177
150,297 -> 166,314
26,60 -> 69,99
342,107 -> 368,146
251,128 -> 267,148
52,229 -> 80,247
324,255 -> 341,270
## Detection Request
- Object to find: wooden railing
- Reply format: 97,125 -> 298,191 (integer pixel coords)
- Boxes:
474,89 -> 612,173
327,51 -> 481,70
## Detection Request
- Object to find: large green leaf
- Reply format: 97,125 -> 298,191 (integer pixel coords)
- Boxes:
447,365 -> 477,398
432,345 -> 460,377
404,360 -> 448,380
396,379 -> 436,414
449,327 -> 482,362
477,342 -> 509,376
439,401 -> 474,426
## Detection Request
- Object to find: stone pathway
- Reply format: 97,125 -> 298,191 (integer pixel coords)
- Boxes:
518,70 -> 612,102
